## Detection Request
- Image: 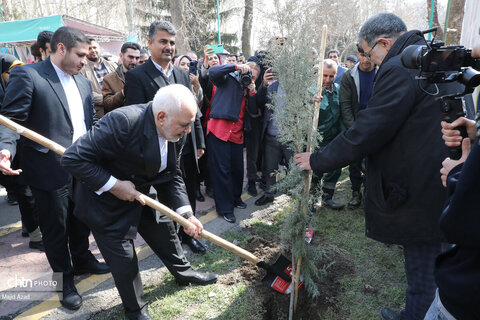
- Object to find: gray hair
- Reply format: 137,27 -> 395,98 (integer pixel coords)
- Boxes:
148,20 -> 177,40
152,84 -> 196,118
324,58 -> 338,71
358,12 -> 407,46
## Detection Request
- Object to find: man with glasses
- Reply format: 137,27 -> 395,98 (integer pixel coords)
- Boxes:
295,13 -> 459,320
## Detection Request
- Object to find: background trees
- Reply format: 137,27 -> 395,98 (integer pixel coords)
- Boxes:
0,0 -> 466,58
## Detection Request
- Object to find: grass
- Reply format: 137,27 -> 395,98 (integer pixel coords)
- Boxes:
97,169 -> 406,319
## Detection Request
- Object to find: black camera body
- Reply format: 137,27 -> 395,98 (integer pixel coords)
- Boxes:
401,29 -> 480,160
401,41 -> 480,86
189,61 -> 198,75
239,71 -> 252,88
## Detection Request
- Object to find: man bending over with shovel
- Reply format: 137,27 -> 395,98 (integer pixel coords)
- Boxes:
61,84 -> 217,320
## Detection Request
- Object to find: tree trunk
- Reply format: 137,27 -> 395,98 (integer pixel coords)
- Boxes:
426,0 -> 444,41
446,0 -> 465,45
242,0 -> 253,57
125,0 -> 135,35
169,0 -> 190,54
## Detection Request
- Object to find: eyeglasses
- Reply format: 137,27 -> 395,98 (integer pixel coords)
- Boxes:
364,41 -> 378,60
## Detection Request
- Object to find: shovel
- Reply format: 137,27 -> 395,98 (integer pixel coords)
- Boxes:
0,114 -> 300,293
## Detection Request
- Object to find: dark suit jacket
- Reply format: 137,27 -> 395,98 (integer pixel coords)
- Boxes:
124,58 -> 205,171
61,103 -> 190,239
0,58 -> 94,191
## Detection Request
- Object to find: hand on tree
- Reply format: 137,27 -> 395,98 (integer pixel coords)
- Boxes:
312,95 -> 323,104
294,152 -> 312,171
440,138 -> 471,187
441,117 -> 476,147
184,215 -> 203,239
0,149 -> 22,175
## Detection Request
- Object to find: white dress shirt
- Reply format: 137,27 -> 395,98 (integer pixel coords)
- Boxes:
51,61 -> 86,143
151,59 -> 173,77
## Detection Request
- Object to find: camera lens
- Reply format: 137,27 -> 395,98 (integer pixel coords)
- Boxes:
401,45 -> 423,69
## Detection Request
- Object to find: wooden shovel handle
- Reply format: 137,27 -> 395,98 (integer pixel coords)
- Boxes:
0,114 -> 261,265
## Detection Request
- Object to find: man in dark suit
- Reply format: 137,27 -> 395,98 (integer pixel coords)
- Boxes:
125,20 -> 207,254
0,27 -> 109,310
61,84 -> 217,320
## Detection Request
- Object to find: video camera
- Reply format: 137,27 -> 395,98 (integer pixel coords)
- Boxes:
401,28 -> 480,159
401,30 -> 480,86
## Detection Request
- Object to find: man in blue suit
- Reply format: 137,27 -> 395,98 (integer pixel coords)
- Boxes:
0,27 -> 109,311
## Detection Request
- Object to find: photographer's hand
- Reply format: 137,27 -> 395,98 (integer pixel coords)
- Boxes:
441,117 -> 476,146
237,64 -> 251,74
440,138 -> 471,187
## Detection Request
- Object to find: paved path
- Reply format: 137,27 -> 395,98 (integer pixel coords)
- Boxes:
0,170 -> 267,319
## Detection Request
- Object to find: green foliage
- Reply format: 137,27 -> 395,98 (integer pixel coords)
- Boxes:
263,0 -> 331,299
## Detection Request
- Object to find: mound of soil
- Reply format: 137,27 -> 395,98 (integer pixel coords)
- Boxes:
237,226 -> 354,320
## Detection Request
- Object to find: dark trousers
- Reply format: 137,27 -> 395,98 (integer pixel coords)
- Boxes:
180,153 -> 198,213
0,175 -> 38,233
312,139 -> 341,191
245,117 -> 262,181
31,183 -> 94,288
179,153 -> 198,238
312,169 -> 342,191
348,159 -> 364,192
262,133 -> 293,197
207,133 -> 243,214
92,206 -> 192,315
400,243 -> 445,320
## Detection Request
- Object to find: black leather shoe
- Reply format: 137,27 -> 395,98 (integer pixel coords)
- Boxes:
126,308 -> 153,320
175,271 -> 218,286
29,240 -> 45,252
183,237 -> 207,254
74,259 -> 110,275
255,195 -> 274,206
247,181 -> 257,197
234,200 -> 247,209
196,189 -> 205,202
380,308 -> 401,320
322,198 -> 345,210
223,212 -> 236,223
61,287 -> 82,310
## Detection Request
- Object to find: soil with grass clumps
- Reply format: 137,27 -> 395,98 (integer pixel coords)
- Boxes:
236,222 -> 354,320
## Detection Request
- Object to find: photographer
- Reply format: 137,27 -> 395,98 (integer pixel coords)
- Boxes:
423,44 -> 480,320
207,61 -> 260,223
294,13 -> 458,320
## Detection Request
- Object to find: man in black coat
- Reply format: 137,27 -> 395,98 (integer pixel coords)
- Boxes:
61,84 -> 217,320
0,27 -> 109,310
124,20 -> 207,254
295,13 -> 455,320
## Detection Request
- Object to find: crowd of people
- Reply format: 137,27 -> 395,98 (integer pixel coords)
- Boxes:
0,12 -> 478,320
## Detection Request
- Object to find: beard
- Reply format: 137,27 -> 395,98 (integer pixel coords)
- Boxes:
161,120 -> 182,142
